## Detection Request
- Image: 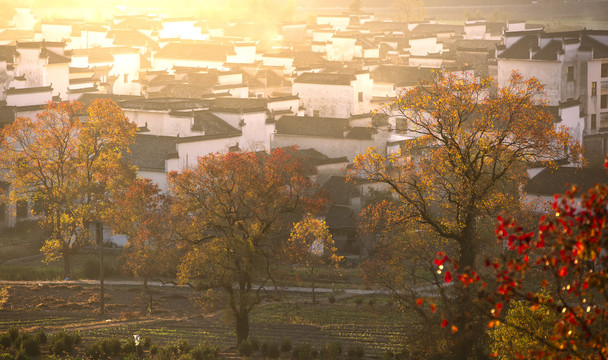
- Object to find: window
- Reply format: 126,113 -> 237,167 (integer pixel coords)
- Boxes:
602,63 -> 608,78
358,92 -> 363,102
567,66 -> 574,81
591,82 -> 597,96
591,114 -> 597,130
602,94 -> 608,109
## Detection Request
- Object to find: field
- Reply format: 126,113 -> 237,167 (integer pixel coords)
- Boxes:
0,280 -> 409,359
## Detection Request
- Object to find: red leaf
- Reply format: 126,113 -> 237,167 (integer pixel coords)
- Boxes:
441,319 -> 448,327
416,298 -> 423,306
558,266 -> 568,277
445,271 -> 453,283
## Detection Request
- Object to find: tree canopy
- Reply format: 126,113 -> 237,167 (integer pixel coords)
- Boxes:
169,148 -> 327,344
0,100 -> 136,277
353,71 -> 581,358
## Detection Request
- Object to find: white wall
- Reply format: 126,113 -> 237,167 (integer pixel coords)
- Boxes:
272,134 -> 380,161
498,59 -> 561,105
294,82 -> 354,118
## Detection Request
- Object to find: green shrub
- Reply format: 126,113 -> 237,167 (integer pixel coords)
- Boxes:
190,342 -> 219,360
142,336 -> 152,349
34,329 -> 47,344
157,344 -> 179,360
14,349 -> 26,360
85,342 -> 104,360
382,349 -> 394,360
238,339 -> 255,356
249,337 -> 259,351
0,333 -> 11,348
177,339 -> 192,354
281,338 -> 292,352
102,337 -> 122,356
347,345 -> 365,359
123,338 -> 143,356
48,330 -> 80,355
0,353 -> 12,360
292,343 -> 312,360
7,328 -> 18,342
150,345 -> 159,355
19,336 -> 40,357
262,342 -> 280,358
83,259 -> 115,279
320,341 -> 342,359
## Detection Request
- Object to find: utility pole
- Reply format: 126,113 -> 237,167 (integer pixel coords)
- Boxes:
96,221 -> 105,316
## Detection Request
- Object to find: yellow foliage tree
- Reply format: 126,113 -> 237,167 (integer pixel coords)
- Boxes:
353,71 -> 581,358
287,214 -> 342,303
0,100 -> 136,278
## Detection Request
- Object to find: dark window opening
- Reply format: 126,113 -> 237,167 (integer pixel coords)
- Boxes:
567,66 -> 574,81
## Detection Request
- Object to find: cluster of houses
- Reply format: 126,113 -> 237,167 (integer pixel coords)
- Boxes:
1,9 -> 607,254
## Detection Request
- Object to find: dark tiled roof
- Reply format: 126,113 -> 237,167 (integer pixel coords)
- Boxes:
40,48 -> 70,64
0,45 -> 16,62
361,21 -> 409,33
345,127 -> 375,140
525,167 -> 608,196
276,115 -> 350,138
325,205 -> 357,230
120,98 -> 209,111
107,29 -> 159,49
210,97 -> 267,113
127,134 -> 178,171
155,42 -> 234,62
322,176 -> 358,206
76,93 -> 144,106
280,147 -> 348,167
5,86 -> 52,95
147,83 -> 214,99
294,72 -> 355,85
371,65 -> 435,87
173,110 -> 241,137
410,23 -> 463,36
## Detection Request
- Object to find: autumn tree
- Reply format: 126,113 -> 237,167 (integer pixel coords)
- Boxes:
0,100 -> 136,278
353,72 -> 580,358
435,158 -> 608,359
286,214 -> 342,303
108,178 -> 179,315
169,148 -> 326,344
395,0 -> 426,22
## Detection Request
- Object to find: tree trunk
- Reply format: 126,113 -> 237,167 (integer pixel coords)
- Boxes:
141,277 -> 152,315
97,222 -> 105,316
311,270 -> 316,304
62,246 -> 72,279
235,311 -> 249,345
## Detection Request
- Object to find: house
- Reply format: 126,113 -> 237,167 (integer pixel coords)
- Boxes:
496,28 -> 608,165
272,114 -> 389,161
293,68 -> 373,118
14,41 -> 70,100
152,41 -> 235,70
523,166 -> 608,211
371,65 -> 434,98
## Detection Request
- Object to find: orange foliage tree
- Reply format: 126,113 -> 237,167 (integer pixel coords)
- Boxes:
352,72 -> 581,358
286,214 -> 342,303
169,148 -> 327,344
0,100 -> 136,278
108,178 -> 179,315
435,158 -> 608,359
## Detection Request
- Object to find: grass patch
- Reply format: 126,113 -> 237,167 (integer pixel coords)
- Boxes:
250,296 -> 403,327
0,264 -> 67,281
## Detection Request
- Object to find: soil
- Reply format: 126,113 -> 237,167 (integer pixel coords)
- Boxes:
0,281 -> 385,358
